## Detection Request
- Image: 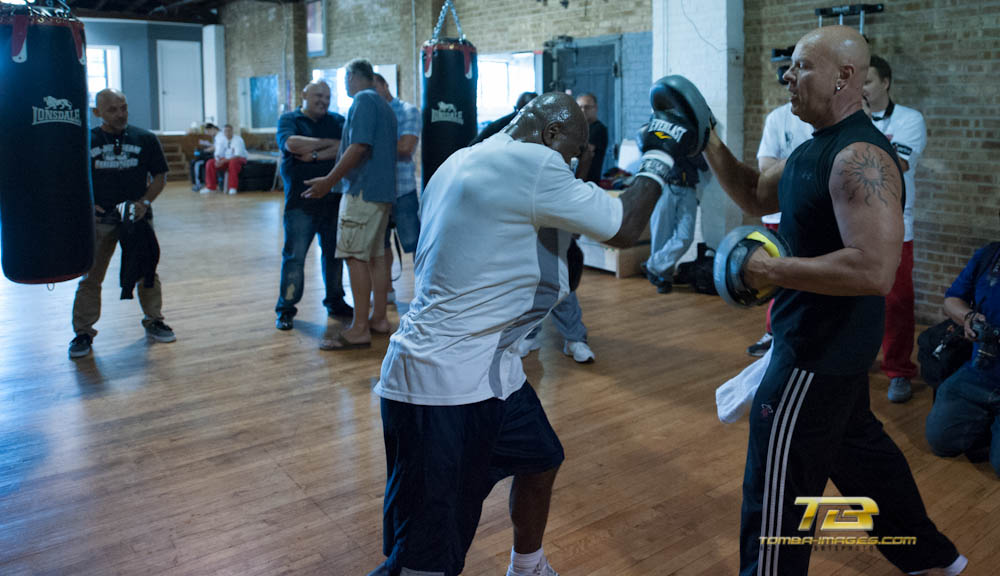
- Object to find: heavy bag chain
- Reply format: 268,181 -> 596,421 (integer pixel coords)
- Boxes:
431,0 -> 465,42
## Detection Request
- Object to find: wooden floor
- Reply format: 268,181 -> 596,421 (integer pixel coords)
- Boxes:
1,184 -> 997,576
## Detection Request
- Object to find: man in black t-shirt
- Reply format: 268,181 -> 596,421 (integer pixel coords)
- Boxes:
69,89 -> 174,359
273,81 -> 353,331
575,92 -> 608,184
704,27 -> 965,575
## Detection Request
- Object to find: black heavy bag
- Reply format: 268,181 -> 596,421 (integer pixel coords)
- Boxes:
0,4 -> 93,284
421,0 -> 477,187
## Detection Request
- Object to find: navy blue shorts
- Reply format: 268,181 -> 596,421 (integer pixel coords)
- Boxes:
377,382 -> 564,576
384,190 -> 420,254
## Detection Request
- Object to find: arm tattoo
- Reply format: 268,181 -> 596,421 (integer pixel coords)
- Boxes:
838,146 -> 899,207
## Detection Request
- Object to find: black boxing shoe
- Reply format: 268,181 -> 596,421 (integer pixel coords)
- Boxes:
276,312 -> 294,331
327,301 -> 354,319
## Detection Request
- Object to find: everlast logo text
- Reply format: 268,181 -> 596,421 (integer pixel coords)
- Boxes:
431,101 -> 463,125
32,96 -> 81,127
648,118 -> 687,141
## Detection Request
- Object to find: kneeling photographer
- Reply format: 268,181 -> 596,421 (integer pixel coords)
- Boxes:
926,240 -> 1000,476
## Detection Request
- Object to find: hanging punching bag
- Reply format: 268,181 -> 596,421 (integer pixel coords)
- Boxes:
0,2 -> 94,284
421,0 -> 477,188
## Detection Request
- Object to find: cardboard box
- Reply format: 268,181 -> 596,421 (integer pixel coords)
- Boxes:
578,236 -> 650,279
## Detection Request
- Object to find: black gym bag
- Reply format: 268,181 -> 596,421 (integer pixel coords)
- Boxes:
674,242 -> 717,295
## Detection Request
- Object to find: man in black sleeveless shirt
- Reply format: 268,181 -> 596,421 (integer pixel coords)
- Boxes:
705,27 -> 965,575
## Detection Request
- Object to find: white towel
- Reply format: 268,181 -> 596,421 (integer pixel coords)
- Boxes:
716,347 -> 772,423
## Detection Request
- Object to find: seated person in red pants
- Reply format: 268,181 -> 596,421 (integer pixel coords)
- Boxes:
200,124 -> 247,195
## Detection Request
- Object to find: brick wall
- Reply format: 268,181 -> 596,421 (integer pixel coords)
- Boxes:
745,0 -> 1000,323
622,31 -> 653,141
308,0 -> 434,107
221,0 -> 307,128
221,0 -> 651,135
438,0 -> 651,54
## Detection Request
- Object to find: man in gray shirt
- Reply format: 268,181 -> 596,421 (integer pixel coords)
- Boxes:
304,59 -> 397,350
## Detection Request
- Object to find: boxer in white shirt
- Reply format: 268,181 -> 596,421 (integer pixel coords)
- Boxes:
368,91 -> 707,576
864,55 -> 928,403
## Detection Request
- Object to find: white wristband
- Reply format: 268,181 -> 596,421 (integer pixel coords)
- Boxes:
641,149 -> 675,169
637,149 -> 675,191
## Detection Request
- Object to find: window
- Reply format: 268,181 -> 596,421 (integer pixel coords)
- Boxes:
86,45 -> 121,107
476,52 -> 535,129
238,75 -> 279,130
305,0 -> 325,57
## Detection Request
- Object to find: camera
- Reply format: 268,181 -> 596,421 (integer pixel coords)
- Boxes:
970,318 -> 1000,370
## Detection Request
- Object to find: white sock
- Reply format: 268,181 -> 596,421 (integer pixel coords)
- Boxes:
511,547 -> 544,574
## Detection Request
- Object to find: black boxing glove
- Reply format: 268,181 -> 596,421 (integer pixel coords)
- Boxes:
635,109 -> 697,189
649,75 -> 714,156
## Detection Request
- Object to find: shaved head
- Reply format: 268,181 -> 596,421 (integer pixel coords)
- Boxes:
94,88 -> 128,133
799,25 -> 869,87
784,26 -> 869,129
95,88 -> 125,110
301,80 -> 331,120
504,92 -> 589,165
302,81 -> 330,97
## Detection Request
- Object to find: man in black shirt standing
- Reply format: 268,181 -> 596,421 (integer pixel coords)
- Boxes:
704,27 -> 965,575
575,92 -> 608,183
69,89 -> 174,359
273,81 -> 353,331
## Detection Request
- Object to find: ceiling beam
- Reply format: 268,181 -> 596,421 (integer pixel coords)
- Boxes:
74,7 -> 220,24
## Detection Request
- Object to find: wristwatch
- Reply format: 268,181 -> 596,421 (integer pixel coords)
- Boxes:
141,199 -> 151,207
311,150 -> 319,161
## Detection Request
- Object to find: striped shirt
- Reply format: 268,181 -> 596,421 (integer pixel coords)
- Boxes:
390,98 -> 421,197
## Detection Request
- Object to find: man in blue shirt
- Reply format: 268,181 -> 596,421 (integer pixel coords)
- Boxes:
304,59 -> 397,350
926,241 -> 1000,476
273,81 -> 353,331
373,73 -> 421,303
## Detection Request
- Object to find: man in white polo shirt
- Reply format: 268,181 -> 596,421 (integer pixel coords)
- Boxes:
367,92 -> 702,576
864,54 -> 927,403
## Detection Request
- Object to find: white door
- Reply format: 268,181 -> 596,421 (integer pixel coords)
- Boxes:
157,40 -> 203,132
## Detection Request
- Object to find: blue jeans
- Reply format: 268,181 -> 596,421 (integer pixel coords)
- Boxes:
525,291 -> 587,343
926,363 -> 1000,476
384,190 -> 421,254
646,183 -> 697,277
276,205 -> 345,316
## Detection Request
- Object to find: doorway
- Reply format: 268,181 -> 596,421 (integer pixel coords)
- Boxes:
546,38 -> 621,174
157,40 -> 203,132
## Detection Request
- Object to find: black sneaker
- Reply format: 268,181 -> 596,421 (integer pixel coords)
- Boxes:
747,333 -> 773,357
68,334 -> 93,359
145,320 -> 176,343
276,312 -> 294,331
640,262 -> 650,280
646,270 -> 673,294
328,301 -> 354,319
